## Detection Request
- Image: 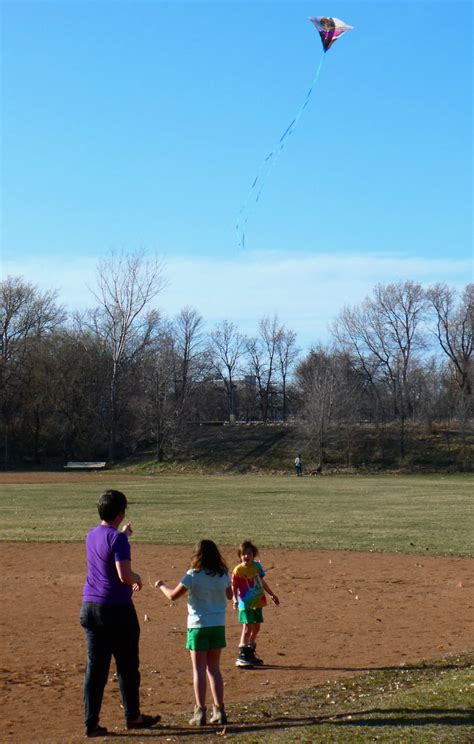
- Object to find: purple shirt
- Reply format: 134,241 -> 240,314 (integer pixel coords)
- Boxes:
83,524 -> 133,604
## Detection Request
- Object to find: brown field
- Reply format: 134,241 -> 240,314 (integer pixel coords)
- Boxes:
1,540 -> 473,743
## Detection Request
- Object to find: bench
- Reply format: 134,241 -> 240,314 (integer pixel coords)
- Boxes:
64,461 -> 107,470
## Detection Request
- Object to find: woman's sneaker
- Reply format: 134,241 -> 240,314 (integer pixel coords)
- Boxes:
85,724 -> 108,738
189,706 -> 206,726
209,705 -> 228,725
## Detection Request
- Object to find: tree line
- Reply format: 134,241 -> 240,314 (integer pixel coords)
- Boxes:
1,251 -> 472,469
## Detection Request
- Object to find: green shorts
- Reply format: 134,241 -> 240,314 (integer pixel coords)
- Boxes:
186,626 -> 226,651
238,607 -> 264,625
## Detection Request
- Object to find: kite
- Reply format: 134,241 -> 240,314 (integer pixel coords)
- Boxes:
309,16 -> 354,52
236,16 -> 353,249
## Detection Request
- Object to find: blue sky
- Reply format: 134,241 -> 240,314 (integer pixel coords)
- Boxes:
1,0 -> 472,348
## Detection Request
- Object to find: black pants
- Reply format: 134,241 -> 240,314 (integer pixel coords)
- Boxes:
80,602 -> 141,728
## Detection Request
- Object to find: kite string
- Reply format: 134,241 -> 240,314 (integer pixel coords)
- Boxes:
236,50 -> 325,249
254,51 -> 325,204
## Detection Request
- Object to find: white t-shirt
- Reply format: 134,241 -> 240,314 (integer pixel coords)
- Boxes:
180,569 -> 231,628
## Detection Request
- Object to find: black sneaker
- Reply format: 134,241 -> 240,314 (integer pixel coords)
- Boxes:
85,724 -> 108,738
126,713 -> 161,730
235,646 -> 254,668
249,647 -> 264,665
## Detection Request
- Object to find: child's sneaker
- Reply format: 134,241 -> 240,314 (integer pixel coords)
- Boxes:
189,706 -> 206,726
235,646 -> 254,668
209,705 -> 228,725
248,645 -> 264,665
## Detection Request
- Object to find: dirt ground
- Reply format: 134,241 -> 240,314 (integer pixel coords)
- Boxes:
1,540 -> 473,743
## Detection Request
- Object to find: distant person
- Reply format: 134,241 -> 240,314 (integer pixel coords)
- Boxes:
155,540 -> 233,726
294,454 -> 303,476
232,540 -> 279,668
80,489 -> 160,738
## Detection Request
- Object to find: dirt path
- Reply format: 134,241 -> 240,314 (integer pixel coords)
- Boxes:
1,542 -> 473,742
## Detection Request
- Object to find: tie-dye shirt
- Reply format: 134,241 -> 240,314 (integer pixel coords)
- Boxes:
232,561 -> 267,610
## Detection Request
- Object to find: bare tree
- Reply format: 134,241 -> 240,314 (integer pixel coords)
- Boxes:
137,324 -> 177,461
332,281 -> 428,460
210,320 -> 246,420
426,283 -> 473,397
49,329 -> 110,460
296,347 -> 337,469
245,315 -> 284,421
0,276 -> 65,363
426,283 -> 473,463
0,276 -> 66,466
79,251 -> 165,461
129,308 -> 210,461
172,307 -> 209,421
276,327 -> 299,422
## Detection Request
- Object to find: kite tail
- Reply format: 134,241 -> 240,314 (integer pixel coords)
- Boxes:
236,51 -> 325,249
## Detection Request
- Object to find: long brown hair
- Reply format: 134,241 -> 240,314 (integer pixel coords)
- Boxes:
190,539 -> 228,576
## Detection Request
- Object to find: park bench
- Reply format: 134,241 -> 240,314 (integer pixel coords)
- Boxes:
64,461 -> 107,470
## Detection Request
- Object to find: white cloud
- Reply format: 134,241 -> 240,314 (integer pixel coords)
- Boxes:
4,250 -> 471,349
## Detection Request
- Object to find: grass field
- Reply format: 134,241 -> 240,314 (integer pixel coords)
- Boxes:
224,653 -> 474,743
1,473 -> 472,556
1,472 -> 473,743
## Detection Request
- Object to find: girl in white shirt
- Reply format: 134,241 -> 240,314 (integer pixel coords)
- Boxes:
155,540 -> 233,726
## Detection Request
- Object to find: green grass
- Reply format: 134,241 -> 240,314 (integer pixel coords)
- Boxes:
0,473 -> 472,555
1,472 -> 473,742
91,652 -> 474,743
215,652 -> 474,743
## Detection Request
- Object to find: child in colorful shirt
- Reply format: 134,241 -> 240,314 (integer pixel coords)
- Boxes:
232,540 -> 279,667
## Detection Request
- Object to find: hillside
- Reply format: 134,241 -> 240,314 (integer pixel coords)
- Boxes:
120,421 -> 472,474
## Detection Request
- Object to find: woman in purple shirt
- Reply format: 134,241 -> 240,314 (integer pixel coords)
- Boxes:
80,489 -> 160,738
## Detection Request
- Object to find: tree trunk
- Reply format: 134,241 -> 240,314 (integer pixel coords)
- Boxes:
108,376 -> 117,462
34,408 -> 41,463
